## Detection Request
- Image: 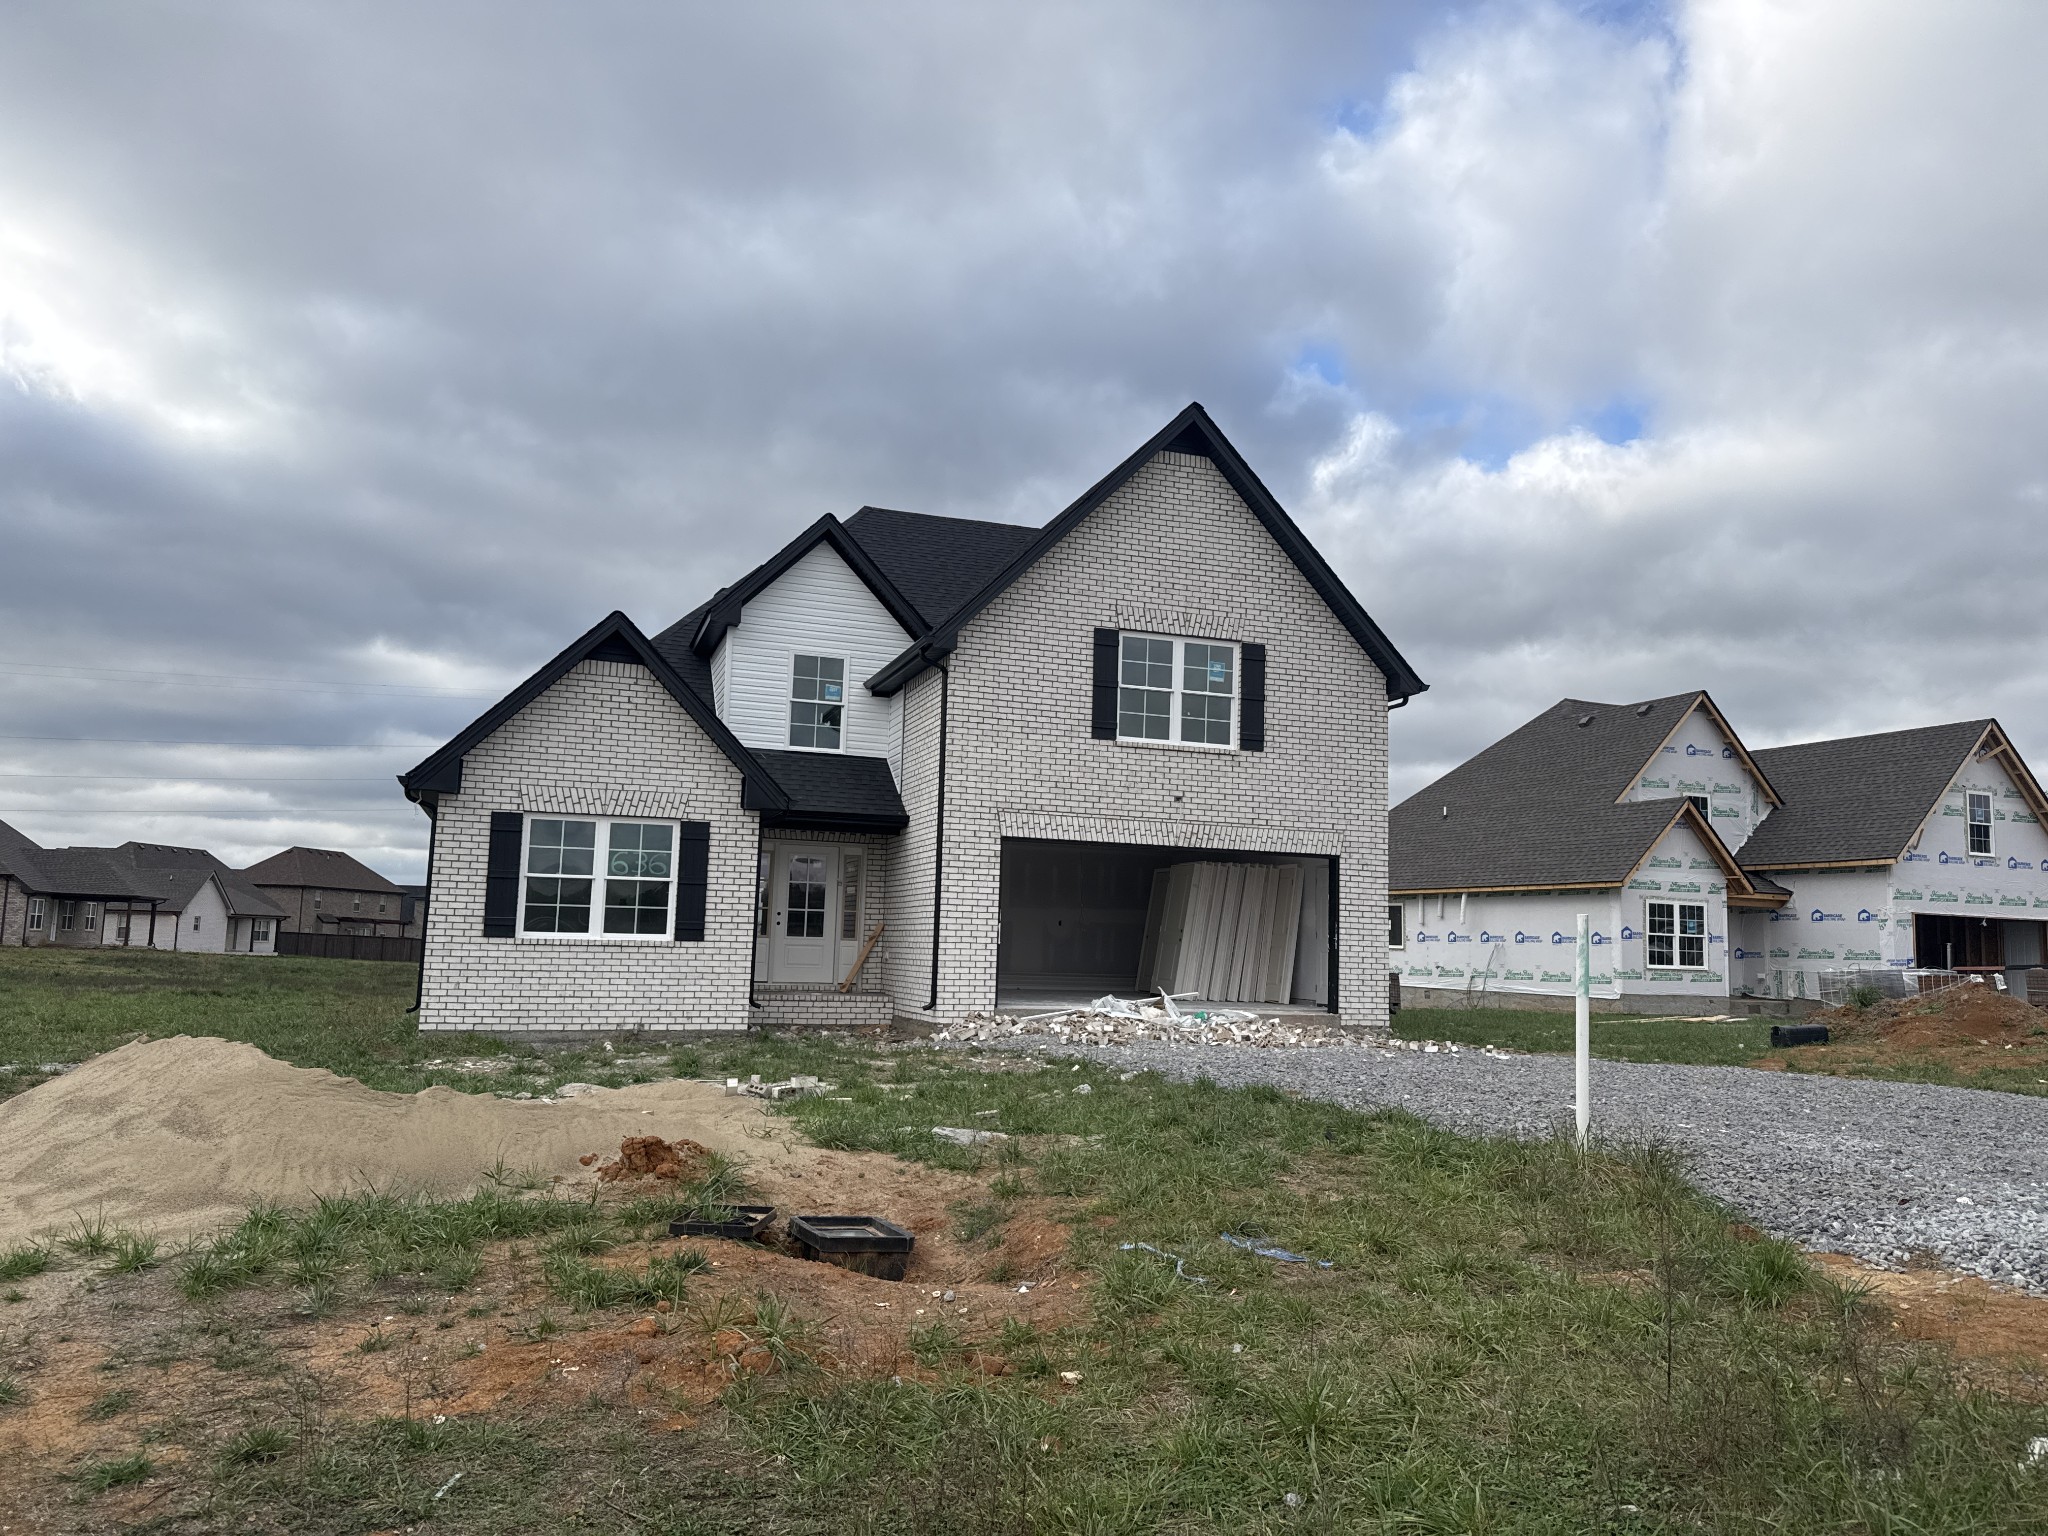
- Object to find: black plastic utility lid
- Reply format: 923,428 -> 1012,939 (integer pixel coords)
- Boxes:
787,1214 -> 914,1255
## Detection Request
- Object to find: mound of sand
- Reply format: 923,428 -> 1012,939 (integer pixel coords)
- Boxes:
0,1037 -> 819,1247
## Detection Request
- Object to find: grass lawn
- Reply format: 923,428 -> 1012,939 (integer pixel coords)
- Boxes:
1396,1003 -> 2048,1098
2,952 -> 2046,1529
9,1036 -> 2048,1531
1395,1006 -> 1778,1065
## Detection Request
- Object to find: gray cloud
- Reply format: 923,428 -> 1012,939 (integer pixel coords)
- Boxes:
0,2 -> 2043,876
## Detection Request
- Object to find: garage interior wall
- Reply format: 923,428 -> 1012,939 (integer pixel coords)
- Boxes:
995,838 -> 1331,1007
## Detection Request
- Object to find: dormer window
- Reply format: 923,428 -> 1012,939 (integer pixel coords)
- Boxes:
789,655 -> 845,750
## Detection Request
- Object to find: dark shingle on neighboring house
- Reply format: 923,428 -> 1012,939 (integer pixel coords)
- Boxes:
840,507 -> 1041,630
14,847 -> 157,899
242,847 -> 404,894
1739,721 -> 1992,869
118,843 -> 285,917
1391,692 -> 1709,892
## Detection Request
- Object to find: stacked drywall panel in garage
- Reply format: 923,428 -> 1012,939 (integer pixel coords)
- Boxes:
1138,861 -> 1302,1004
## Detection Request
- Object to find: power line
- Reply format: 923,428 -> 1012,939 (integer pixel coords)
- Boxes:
0,734 -> 431,749
0,773 -> 396,782
0,660 -> 493,699
0,807 -> 421,817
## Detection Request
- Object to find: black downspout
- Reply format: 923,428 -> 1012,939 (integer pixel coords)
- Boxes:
747,819 -> 764,1014
926,661 -> 951,1013
406,804 -> 436,1015
1327,854 -> 1340,1015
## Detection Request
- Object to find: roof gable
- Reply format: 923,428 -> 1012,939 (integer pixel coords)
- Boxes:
1739,718 -> 2045,869
398,611 -> 790,815
1615,692 -> 1782,808
863,403 -> 1427,702
839,506 -> 1041,627
1391,691 -> 1775,897
686,515 -> 925,659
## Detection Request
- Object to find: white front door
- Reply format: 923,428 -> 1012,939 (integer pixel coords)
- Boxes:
772,845 -> 836,982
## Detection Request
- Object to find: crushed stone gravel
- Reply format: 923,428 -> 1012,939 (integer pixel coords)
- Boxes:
953,1035 -> 2048,1294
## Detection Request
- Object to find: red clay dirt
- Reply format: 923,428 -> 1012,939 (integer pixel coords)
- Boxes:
594,1134 -> 714,1183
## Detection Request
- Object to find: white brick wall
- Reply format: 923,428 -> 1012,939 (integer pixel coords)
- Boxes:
890,451 -> 1392,1028
419,659 -> 756,1032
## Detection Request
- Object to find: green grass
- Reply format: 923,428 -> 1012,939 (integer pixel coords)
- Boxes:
1397,1005 -> 1779,1064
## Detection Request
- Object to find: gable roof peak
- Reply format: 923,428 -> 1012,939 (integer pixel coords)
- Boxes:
863,402 -> 1426,702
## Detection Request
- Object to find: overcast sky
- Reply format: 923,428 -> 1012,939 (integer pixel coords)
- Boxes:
2,1 -> 2044,883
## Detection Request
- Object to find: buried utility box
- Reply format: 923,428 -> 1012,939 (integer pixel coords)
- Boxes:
668,1205 -> 777,1243
1770,1023 -> 1830,1048
786,1214 -> 916,1281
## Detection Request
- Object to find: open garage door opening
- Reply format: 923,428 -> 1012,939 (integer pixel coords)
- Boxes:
995,838 -> 1335,1014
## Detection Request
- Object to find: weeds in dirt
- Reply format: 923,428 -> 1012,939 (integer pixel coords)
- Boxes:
0,1241 -> 53,1280
104,1231 -> 160,1274
542,1249 -> 708,1312
74,1451 -> 153,1493
83,1387 -> 136,1421
220,1424 -> 296,1465
0,1375 -> 23,1406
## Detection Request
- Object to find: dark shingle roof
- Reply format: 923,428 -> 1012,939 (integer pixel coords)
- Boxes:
242,846 -> 404,894
1391,692 -> 1713,891
839,507 -> 1040,628
752,750 -> 908,831
1738,721 -> 1992,869
14,847 -> 158,900
118,843 -> 286,917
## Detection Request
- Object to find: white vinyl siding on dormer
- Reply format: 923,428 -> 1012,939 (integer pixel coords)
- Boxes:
1623,702 -> 1770,855
712,542 -> 912,776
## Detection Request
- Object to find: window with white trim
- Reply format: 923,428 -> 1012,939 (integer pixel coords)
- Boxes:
192,914 -> 202,932
1388,903 -> 1405,949
27,897 -> 46,931
1117,634 -> 1237,747
789,655 -> 846,750
58,900 -> 76,931
1645,900 -> 1705,969
252,919 -> 271,943
519,816 -> 676,939
83,902 -> 100,931
1967,791 -> 1993,856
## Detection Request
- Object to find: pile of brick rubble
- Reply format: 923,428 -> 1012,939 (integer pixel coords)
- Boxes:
933,995 -> 1515,1055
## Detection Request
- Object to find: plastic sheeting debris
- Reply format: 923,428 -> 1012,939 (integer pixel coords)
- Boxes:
1221,1232 -> 1335,1269
1118,1240 -> 1209,1284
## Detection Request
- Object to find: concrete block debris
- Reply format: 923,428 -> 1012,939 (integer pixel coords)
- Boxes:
936,997 -> 1520,1056
725,1074 -> 830,1101
931,1126 -> 1009,1146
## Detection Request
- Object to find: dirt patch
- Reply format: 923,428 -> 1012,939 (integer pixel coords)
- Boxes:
1753,986 -> 2048,1087
0,1037 -> 842,1247
595,1135 -> 713,1183
1814,1252 -> 2048,1399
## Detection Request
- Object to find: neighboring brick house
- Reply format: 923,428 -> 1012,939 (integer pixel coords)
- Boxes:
0,822 -> 284,953
242,847 -> 418,938
1391,693 -> 2048,1010
399,404 -> 1426,1033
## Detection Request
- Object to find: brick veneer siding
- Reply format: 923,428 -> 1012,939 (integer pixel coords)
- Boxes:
891,450 -> 1393,1030
754,829 -> 891,992
751,986 -> 893,1031
0,876 -> 26,947
418,659 -> 757,1032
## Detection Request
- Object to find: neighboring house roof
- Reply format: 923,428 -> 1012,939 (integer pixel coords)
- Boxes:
118,843 -> 287,917
752,749 -> 909,832
1391,692 -> 1775,901
16,847 -> 160,900
1738,719 -> 2048,870
863,402 -> 1428,703
243,846 -> 404,894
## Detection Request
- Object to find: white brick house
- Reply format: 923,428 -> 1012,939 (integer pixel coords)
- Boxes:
401,405 -> 1426,1033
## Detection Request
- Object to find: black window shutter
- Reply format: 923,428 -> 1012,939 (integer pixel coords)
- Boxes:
673,821 -> 711,941
1091,628 -> 1120,740
483,813 -> 523,936
1240,642 -> 1267,751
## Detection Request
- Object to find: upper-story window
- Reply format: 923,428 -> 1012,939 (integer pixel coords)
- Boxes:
520,815 -> 675,939
1967,791 -> 1993,856
1118,634 -> 1237,747
789,655 -> 846,750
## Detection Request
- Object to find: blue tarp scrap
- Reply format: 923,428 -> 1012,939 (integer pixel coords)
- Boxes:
1220,1232 -> 1335,1269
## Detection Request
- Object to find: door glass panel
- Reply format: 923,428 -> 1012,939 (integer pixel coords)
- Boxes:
787,856 -> 827,939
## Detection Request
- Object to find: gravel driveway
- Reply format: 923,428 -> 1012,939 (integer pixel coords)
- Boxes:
963,1039 -> 2048,1292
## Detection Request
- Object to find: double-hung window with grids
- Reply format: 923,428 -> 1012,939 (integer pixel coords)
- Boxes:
1117,634 -> 1237,747
1645,900 -> 1705,970
520,816 -> 677,939
789,655 -> 846,750
1966,791 -> 1994,856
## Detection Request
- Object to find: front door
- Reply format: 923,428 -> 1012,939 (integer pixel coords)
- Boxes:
772,845 -> 836,982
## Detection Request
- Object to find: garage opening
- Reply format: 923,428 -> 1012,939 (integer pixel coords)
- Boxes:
995,838 -> 1334,1012
1914,913 -> 2044,972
